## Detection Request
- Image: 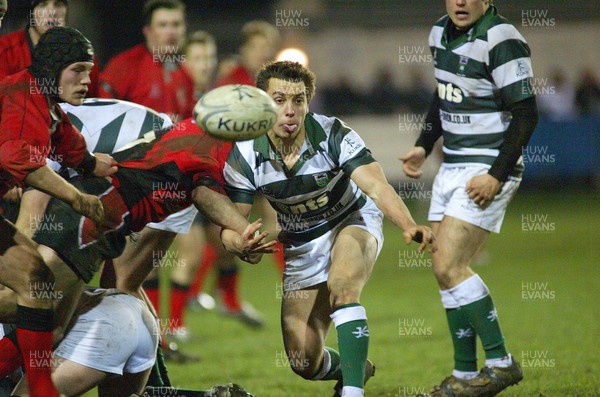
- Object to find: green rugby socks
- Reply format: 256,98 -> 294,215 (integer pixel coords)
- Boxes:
440,289 -> 478,376
331,303 -> 369,396
312,346 -> 342,381
448,275 -> 508,361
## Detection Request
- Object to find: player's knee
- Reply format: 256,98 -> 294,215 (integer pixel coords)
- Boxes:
328,277 -> 360,307
432,261 -> 468,289
432,264 -> 452,286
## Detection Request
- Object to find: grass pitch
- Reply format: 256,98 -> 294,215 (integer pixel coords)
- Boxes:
86,190 -> 598,396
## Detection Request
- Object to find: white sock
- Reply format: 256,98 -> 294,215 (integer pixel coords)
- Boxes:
342,386 -> 364,397
447,274 -> 489,306
486,354 -> 512,368
452,369 -> 478,380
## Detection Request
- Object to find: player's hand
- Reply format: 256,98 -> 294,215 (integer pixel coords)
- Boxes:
399,147 -> 426,179
466,174 -> 501,208
2,186 -> 23,202
235,219 -> 279,264
71,192 -> 105,225
92,152 -> 118,177
403,224 -> 436,253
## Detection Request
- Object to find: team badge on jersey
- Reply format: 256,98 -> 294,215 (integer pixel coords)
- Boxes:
314,172 -> 329,188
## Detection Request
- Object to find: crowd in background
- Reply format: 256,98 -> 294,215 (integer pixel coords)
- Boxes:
318,65 -> 600,119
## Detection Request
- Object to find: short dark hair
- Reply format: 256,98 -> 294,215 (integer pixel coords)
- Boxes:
143,0 -> 185,26
256,61 -> 316,101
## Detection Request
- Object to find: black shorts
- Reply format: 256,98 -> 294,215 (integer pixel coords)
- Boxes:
33,177 -> 132,283
0,200 -> 20,223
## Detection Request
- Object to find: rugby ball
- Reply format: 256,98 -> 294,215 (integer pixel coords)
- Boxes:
194,84 -> 277,141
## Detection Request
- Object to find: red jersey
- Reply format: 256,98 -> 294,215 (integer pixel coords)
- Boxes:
110,117 -> 233,231
99,44 -> 195,121
0,28 -> 100,97
0,69 -> 89,196
214,64 -> 256,87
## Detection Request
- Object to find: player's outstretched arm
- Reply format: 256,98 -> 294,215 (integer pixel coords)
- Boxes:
351,162 -> 435,252
15,189 -> 51,238
192,186 -> 277,263
24,164 -> 104,224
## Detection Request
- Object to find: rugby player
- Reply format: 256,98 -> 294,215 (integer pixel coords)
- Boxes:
99,0 -> 194,121
224,61 -> 434,397
399,1 -> 539,395
0,26 -> 117,397
2,282 -> 254,397
190,20 -> 283,326
0,0 -> 100,96
0,102 -> 275,377
6,286 -> 158,397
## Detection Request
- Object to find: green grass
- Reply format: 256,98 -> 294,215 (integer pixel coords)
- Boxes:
87,190 -> 599,396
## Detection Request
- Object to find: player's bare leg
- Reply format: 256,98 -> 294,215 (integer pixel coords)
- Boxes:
15,190 -> 52,240
12,355 -> 106,397
114,228 -> 177,300
0,219 -> 62,397
281,284 -> 334,381
107,227 -> 198,366
11,351 -> 150,397
421,216 -> 522,396
327,226 -> 378,397
281,226 -> 378,397
35,246 -> 86,343
97,367 -> 152,397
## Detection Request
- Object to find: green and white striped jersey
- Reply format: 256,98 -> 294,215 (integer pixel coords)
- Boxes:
224,113 -> 376,245
430,5 -> 534,176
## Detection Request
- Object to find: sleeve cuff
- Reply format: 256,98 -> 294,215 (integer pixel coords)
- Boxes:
342,148 -> 376,176
76,151 -> 97,176
225,186 -> 256,204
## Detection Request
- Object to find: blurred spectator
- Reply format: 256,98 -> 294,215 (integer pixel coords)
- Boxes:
537,68 -> 577,121
575,68 -> 600,116
321,76 -> 364,115
213,20 -> 280,87
0,0 -> 100,96
99,0 -> 194,121
215,54 -> 240,83
181,30 -> 217,100
367,65 -> 402,114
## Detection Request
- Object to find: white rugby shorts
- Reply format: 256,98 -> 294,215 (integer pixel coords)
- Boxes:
146,205 -> 198,234
428,163 -> 521,233
283,198 -> 384,291
54,294 -> 159,375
